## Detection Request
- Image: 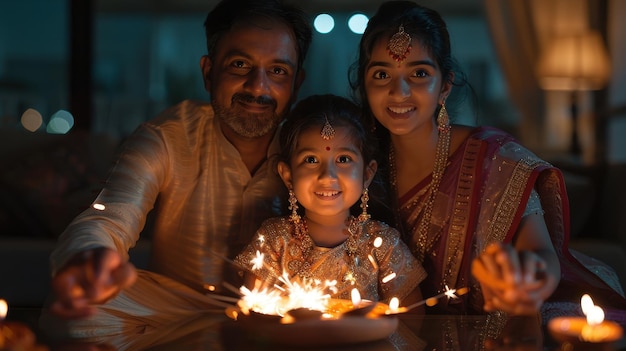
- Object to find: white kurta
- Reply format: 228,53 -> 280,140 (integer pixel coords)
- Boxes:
45,99 -> 287,341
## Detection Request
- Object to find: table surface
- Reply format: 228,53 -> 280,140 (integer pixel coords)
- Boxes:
6,307 -> 626,351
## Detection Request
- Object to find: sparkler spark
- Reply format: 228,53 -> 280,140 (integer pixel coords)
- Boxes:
399,286 -> 469,313
444,285 -> 457,299
251,250 -> 264,271
381,272 -> 396,283
231,236 -> 468,321
237,275 -> 335,317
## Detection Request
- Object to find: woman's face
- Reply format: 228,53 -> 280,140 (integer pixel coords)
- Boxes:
364,36 -> 450,137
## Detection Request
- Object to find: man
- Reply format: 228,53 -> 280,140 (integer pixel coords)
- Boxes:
44,0 -> 312,338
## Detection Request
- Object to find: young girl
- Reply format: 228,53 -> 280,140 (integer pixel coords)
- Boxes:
235,94 -> 425,306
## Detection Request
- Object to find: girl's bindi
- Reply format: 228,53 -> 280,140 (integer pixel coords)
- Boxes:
325,146 -> 331,151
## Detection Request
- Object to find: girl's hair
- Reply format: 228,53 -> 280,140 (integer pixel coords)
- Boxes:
348,0 -> 469,138
279,94 -> 376,166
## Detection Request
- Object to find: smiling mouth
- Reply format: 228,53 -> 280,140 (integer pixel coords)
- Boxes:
388,106 -> 415,114
238,101 -> 272,113
316,190 -> 340,197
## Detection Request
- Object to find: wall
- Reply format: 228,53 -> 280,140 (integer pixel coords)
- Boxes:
0,1 -> 513,140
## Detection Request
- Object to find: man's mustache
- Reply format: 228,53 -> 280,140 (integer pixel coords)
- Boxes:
232,93 -> 277,108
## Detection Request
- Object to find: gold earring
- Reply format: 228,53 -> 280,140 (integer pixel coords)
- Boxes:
288,189 -> 307,239
359,188 -> 370,222
437,102 -> 450,132
288,189 -> 300,223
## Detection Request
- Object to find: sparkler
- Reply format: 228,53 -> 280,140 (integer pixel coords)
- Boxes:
398,285 -> 470,313
203,232 -> 469,322
234,234 -> 470,319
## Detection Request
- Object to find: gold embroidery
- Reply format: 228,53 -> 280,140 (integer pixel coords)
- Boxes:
484,157 -> 543,245
444,138 -> 482,288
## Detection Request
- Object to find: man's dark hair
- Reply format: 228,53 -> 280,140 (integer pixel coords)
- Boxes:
204,0 -> 312,72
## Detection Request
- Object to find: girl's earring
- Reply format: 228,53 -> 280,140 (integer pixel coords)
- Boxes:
359,188 -> 370,222
437,101 -> 450,131
288,189 -> 300,223
289,189 -> 307,239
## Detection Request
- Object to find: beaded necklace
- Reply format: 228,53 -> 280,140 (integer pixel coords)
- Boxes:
389,124 -> 451,263
292,216 -> 361,279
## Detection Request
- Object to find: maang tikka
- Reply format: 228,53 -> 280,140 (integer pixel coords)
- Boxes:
387,24 -> 412,63
321,114 -> 336,140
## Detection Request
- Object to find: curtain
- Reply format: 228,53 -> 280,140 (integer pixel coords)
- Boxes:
483,0 -> 590,152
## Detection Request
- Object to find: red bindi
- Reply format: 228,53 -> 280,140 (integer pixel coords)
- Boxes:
325,146 -> 331,151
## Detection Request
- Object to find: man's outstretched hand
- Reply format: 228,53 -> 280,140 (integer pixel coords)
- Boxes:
50,247 -> 137,319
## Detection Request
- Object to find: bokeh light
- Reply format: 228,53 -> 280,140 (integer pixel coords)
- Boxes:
46,110 -> 74,134
314,14 -> 335,34
348,13 -> 369,34
21,108 -> 43,132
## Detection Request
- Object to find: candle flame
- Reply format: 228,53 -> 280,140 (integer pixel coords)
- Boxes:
351,288 -> 361,307
389,297 -> 399,312
580,294 -> 605,325
0,299 -> 6,319
581,294 -> 594,316
587,305 -> 605,326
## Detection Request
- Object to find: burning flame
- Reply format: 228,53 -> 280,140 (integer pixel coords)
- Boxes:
351,288 -> 361,308
237,274 -> 335,317
0,299 -> 7,320
581,294 -> 604,326
234,232 -> 468,320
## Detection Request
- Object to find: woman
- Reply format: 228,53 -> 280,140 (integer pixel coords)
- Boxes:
349,0 -> 626,323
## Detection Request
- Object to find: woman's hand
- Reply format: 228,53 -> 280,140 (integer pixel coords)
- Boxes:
472,242 -> 556,315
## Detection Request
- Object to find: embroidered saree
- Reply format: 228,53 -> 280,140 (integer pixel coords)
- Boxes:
397,126 -> 626,322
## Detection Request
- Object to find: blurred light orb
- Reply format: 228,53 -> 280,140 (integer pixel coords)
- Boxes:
348,13 -> 369,34
314,14 -> 335,34
21,108 -> 43,132
47,110 -> 74,134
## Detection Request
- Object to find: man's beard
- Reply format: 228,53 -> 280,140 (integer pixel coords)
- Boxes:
214,93 -> 281,138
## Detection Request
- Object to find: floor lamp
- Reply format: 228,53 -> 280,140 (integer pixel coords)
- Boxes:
537,30 -> 611,157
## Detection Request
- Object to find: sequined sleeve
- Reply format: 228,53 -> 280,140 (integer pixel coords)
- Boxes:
369,221 -> 427,303
234,217 -> 289,285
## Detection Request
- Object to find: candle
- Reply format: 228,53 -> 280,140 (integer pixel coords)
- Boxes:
350,288 -> 361,308
388,297 -> 400,314
548,294 -> 623,349
0,299 -> 38,351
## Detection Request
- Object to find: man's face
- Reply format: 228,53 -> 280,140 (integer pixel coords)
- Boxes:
202,20 -> 302,138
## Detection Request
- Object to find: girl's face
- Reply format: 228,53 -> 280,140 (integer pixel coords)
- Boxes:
278,126 -> 376,222
364,36 -> 451,137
